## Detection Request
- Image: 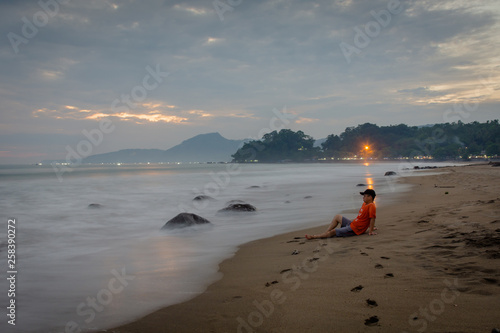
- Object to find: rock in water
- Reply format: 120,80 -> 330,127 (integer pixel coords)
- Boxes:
219,203 -> 256,212
193,195 -> 214,201
88,203 -> 103,209
384,171 -> 397,176
226,199 -> 246,204
161,213 -> 211,229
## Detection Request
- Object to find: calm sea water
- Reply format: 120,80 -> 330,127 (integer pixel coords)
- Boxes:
0,162 -> 458,332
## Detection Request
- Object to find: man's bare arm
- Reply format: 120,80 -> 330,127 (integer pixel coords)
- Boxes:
368,218 -> 377,235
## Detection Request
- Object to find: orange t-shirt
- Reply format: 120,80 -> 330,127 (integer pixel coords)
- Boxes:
350,202 -> 376,235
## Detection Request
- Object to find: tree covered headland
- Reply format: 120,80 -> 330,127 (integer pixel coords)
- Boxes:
231,129 -> 319,163
231,120 -> 500,162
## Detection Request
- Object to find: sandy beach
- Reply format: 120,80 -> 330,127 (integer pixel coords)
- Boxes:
102,163 -> 500,333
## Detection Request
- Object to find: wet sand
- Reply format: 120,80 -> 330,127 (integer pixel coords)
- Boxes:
102,163 -> 500,333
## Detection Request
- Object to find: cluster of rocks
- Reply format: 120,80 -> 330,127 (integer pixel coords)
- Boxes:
400,165 -> 442,171
161,198 -> 257,229
412,165 -> 439,169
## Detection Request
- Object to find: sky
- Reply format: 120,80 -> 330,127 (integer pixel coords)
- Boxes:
0,0 -> 499,164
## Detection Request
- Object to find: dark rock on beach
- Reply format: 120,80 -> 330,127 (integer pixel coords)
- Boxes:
219,202 -> 257,212
384,171 -> 397,176
161,213 -> 211,229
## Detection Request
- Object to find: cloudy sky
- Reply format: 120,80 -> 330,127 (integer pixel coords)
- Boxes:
0,0 -> 499,163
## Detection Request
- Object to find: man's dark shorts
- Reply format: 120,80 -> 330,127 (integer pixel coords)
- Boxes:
336,216 -> 357,237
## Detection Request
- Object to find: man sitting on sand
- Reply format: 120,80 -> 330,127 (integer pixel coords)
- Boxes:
305,189 -> 377,239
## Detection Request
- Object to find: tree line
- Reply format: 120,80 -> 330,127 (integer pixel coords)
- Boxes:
231,120 -> 500,162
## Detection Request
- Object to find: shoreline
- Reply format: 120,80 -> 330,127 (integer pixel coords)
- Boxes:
101,164 -> 500,333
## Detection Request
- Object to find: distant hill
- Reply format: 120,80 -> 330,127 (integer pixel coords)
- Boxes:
314,138 -> 327,147
82,149 -> 166,164
82,133 -> 244,164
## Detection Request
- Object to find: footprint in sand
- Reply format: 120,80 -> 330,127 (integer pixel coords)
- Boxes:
360,252 -> 369,256
380,256 -> 390,260
265,280 -> 279,287
384,273 -> 394,278
366,299 -> 378,307
482,278 -> 498,284
375,264 -> 384,269
364,316 -> 379,326
351,285 -> 364,292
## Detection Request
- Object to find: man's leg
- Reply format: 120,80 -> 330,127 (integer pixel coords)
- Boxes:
326,214 -> 343,232
306,214 -> 343,239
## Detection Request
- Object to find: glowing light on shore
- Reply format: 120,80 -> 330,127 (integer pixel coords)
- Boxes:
365,177 -> 374,189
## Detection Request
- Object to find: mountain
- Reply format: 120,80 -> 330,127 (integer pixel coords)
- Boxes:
314,138 -> 327,147
162,132 -> 244,162
82,133 -> 244,164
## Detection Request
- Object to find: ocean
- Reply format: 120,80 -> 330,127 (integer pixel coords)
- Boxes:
0,161 -> 458,332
